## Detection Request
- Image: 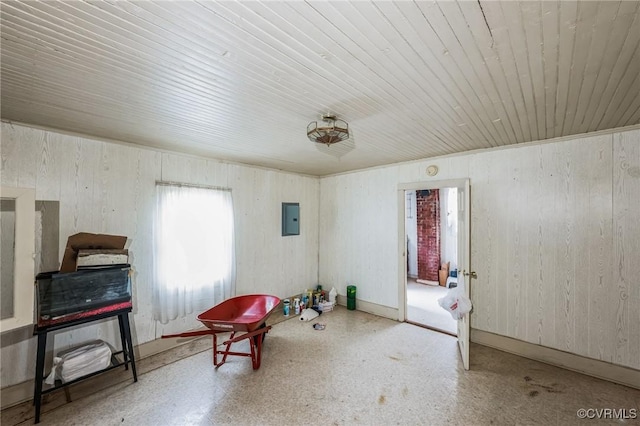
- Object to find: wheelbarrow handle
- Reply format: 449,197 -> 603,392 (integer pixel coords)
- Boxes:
161,329 -> 216,339
223,326 -> 272,345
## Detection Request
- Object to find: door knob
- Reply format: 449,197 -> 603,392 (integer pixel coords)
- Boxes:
462,270 -> 477,279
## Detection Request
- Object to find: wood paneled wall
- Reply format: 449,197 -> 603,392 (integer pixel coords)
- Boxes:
1,122 -> 637,388
0,123 -> 319,387
319,127 -> 639,371
613,131 -> 640,369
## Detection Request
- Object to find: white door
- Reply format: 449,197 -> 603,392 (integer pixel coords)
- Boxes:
456,180 -> 471,370
398,179 -> 472,369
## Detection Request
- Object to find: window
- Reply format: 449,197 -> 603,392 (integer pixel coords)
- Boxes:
153,183 -> 235,323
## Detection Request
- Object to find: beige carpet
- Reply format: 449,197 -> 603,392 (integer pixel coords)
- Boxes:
406,279 -> 457,335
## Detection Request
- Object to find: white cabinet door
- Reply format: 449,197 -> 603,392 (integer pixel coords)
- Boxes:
0,186 -> 35,333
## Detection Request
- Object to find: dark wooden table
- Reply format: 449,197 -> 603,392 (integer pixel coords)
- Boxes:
32,302 -> 137,423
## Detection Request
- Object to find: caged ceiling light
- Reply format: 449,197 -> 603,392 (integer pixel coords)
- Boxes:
307,114 -> 349,146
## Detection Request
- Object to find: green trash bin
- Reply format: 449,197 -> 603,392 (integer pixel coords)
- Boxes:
347,285 -> 356,310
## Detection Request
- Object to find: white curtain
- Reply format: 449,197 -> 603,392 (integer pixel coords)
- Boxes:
153,184 -> 236,324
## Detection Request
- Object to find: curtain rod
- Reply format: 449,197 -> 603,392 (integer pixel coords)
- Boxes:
156,180 -> 231,192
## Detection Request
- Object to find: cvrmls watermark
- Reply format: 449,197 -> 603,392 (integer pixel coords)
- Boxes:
576,408 -> 637,420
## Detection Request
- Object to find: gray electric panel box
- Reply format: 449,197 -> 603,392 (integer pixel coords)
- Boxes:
282,202 -> 299,236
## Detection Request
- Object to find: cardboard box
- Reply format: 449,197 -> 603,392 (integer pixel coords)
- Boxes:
439,261 -> 450,287
60,233 -> 128,273
77,249 -> 129,268
438,270 -> 448,287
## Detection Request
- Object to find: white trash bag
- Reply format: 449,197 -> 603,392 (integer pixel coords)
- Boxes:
45,340 -> 112,384
438,288 -> 472,320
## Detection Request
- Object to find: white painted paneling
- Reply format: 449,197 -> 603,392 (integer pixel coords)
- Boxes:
613,131 -> 640,369
0,123 -> 319,388
583,139 -> 614,363
440,188 -> 457,272
405,191 -> 417,278
319,165 -> 400,305
319,128 -> 640,371
1,1 -> 638,175
227,165 -> 319,298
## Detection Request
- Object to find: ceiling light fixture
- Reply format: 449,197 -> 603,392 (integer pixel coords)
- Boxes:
307,114 -> 349,146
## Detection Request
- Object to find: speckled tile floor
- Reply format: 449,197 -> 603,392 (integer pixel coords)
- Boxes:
3,306 -> 639,425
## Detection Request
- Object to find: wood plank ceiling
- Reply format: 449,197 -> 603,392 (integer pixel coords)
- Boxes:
1,1 -> 639,176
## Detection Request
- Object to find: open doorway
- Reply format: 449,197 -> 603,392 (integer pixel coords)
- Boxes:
405,187 -> 458,335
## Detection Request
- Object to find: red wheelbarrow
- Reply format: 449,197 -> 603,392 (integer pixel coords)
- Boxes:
162,294 -> 281,370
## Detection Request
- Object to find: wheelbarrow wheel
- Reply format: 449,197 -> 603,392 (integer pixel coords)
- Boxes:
253,322 -> 267,346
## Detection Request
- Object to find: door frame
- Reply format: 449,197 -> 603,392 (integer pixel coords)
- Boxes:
0,186 -> 35,333
397,178 -> 471,368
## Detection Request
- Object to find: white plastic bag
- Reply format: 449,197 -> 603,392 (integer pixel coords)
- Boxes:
438,288 -> 472,320
45,340 -> 112,384
329,287 -> 337,304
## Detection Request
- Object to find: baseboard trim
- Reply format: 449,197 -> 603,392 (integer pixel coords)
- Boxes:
0,334 -> 204,410
471,329 -> 640,390
14,312 -> 634,410
336,295 -> 398,320
1,306 -> 304,411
